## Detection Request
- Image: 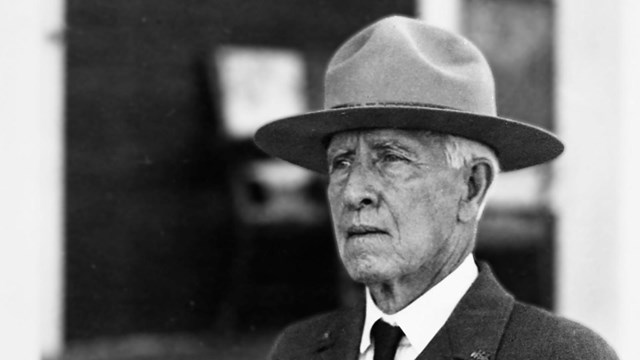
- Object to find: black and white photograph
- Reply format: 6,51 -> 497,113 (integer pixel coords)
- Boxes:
1,0 -> 639,359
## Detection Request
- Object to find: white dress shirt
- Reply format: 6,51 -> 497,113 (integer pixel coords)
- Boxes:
359,255 -> 478,360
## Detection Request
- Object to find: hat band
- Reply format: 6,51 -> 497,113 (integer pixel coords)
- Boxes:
331,102 -> 458,111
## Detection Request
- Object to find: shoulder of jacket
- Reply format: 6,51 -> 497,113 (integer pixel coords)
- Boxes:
268,309 -> 347,360
502,301 -> 618,359
281,310 -> 343,337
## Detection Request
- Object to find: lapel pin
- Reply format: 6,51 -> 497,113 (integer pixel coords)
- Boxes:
470,350 -> 490,360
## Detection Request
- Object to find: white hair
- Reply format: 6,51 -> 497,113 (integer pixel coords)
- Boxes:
441,135 -> 501,174
422,131 -> 501,218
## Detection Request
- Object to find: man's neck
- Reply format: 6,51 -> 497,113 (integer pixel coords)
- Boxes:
368,253 -> 470,314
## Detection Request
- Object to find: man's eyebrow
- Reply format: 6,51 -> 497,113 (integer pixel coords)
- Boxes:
370,140 -> 412,153
326,147 -> 353,159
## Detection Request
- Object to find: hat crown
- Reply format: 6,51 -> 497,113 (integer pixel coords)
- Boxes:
324,16 -> 497,116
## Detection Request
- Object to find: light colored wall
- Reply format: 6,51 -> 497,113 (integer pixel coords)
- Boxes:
0,0 -> 65,358
555,0 -> 640,358
417,0 -> 462,32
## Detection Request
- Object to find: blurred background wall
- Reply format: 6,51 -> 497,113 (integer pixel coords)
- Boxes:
62,0 -> 556,355
1,0 -> 638,359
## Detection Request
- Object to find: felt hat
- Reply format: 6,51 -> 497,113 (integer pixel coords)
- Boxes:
254,16 -> 563,173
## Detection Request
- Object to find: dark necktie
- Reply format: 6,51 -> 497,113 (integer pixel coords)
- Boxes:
371,319 -> 405,360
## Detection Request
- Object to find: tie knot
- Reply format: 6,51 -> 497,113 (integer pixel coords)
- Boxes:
371,319 -> 404,360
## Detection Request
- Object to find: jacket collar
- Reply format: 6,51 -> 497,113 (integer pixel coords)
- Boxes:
416,262 -> 515,360
303,262 -> 514,360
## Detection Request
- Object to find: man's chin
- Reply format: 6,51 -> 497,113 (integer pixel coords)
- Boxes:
345,265 -> 397,285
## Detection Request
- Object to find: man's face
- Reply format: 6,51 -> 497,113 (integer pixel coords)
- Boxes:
327,129 -> 469,285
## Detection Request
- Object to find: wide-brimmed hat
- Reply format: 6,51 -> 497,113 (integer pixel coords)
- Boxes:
254,16 -> 563,173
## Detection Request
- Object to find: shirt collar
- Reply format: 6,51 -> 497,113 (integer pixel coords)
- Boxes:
359,254 -> 478,355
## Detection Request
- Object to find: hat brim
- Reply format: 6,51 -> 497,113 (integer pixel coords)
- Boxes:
254,105 -> 563,173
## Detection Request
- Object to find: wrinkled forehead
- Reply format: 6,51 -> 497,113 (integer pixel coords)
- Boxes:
326,128 -> 447,156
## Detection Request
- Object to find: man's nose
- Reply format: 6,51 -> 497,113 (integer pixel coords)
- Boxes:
342,162 -> 378,210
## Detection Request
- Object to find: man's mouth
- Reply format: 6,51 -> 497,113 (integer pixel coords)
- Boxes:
346,225 -> 388,239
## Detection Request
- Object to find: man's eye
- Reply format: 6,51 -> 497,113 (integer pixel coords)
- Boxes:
330,158 -> 351,171
381,153 -> 406,162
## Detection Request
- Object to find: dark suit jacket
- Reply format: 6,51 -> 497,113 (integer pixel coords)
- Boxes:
268,263 -> 618,360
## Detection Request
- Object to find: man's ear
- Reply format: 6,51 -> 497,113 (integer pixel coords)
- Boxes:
458,159 -> 494,223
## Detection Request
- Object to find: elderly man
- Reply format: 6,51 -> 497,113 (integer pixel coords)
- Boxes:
254,16 -> 617,360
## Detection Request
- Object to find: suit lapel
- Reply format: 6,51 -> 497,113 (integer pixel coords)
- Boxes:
416,262 -> 515,360
299,300 -> 365,360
